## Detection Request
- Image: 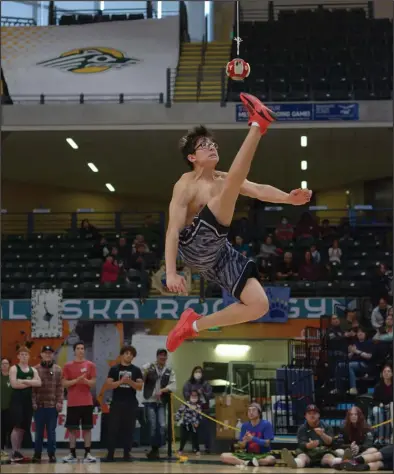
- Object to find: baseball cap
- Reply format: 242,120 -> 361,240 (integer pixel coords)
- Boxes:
156,348 -> 168,356
305,404 -> 320,414
41,345 -> 54,353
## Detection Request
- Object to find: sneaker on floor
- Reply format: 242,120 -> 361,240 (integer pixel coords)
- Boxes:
252,457 -> 259,467
83,453 -> 96,463
343,464 -> 370,472
166,308 -> 201,352
146,448 -> 160,460
48,454 -> 57,463
102,456 -> 115,463
239,92 -> 276,135
281,448 -> 297,469
10,451 -> 24,463
62,453 -> 77,463
32,453 -> 42,463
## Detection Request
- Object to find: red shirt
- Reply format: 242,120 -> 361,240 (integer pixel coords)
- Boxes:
101,260 -> 119,283
63,360 -> 96,407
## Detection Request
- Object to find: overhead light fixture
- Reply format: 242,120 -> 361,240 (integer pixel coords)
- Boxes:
301,136 -> 308,147
106,183 -> 115,192
157,0 -> 162,18
215,344 -> 251,357
346,190 -> 350,195
87,163 -> 98,173
301,160 -> 308,170
66,138 -> 78,150
301,181 -> 308,189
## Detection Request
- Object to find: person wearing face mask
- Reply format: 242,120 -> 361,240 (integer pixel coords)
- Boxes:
32,346 -> 63,464
175,390 -> 202,456
183,366 -> 213,453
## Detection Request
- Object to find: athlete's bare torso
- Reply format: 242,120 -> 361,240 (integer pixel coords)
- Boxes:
177,171 -> 226,226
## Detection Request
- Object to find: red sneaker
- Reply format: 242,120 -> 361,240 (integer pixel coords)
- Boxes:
166,308 -> 201,352
240,93 -> 276,135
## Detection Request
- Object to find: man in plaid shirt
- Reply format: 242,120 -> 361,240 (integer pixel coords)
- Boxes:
32,346 -> 63,463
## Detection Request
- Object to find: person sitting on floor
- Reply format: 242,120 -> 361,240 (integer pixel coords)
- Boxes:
335,444 -> 393,471
221,403 -> 276,467
335,407 -> 373,459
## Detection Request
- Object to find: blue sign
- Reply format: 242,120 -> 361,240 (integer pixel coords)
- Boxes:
236,103 -> 359,122
1,297 -> 355,321
222,286 -> 291,323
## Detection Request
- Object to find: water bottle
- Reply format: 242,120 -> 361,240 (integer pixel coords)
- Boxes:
235,419 -> 243,440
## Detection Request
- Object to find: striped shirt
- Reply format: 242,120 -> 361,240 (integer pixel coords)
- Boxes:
32,364 -> 63,409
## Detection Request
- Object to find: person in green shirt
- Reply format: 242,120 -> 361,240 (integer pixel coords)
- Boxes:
1,357 -> 12,459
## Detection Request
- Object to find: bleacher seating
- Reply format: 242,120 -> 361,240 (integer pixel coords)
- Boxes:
58,12 -> 145,26
227,8 -> 393,102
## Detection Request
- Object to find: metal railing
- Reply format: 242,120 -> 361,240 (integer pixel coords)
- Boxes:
1,16 -> 36,26
272,1 -> 373,21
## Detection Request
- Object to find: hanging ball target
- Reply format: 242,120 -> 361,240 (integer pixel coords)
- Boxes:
226,58 -> 251,81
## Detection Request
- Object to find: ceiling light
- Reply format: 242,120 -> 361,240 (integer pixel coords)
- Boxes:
345,190 -> 350,195
87,163 -> 98,173
106,183 -> 115,192
301,136 -> 307,147
301,181 -> 308,189
66,138 -> 78,150
215,344 -> 250,357
301,160 -> 308,170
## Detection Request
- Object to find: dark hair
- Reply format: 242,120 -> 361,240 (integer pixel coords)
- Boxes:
73,341 -> 85,351
156,348 -> 168,356
343,407 -> 369,444
80,219 -> 89,228
189,365 -> 204,383
120,345 -> 137,357
179,125 -> 214,169
1,357 -> 11,364
381,364 -> 393,375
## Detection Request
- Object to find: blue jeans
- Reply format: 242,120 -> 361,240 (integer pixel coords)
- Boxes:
145,403 -> 166,449
337,361 -> 368,389
34,407 -> 58,455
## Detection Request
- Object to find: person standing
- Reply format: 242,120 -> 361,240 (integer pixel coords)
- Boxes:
143,349 -> 176,460
1,358 -> 12,461
104,345 -> 143,462
183,366 -> 214,453
9,347 -> 42,462
62,341 -> 97,463
32,346 -> 63,463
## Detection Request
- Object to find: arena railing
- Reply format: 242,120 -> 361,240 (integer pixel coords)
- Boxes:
1,16 -> 36,26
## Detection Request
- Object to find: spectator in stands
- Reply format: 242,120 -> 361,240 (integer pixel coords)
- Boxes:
335,328 -> 374,395
129,243 -> 148,272
176,390 -> 202,456
281,404 -> 341,469
335,407 -> 373,457
258,235 -> 277,259
372,365 -> 393,445
373,309 -> 393,341
371,298 -> 392,330
326,314 -> 346,354
341,310 -> 360,338
310,244 -> 321,264
143,349 -> 176,460
1,358 -> 12,461
320,219 -> 334,240
336,445 -> 393,472
101,256 -> 120,284
90,237 -> 109,261
221,403 -> 275,467
132,234 -> 149,254
80,219 -> 99,240
275,216 -> 294,242
117,238 -> 130,268
294,212 -> 319,242
276,252 -> 298,280
328,239 -> 342,265
233,235 -> 250,257
299,250 -> 320,281
183,366 -> 213,454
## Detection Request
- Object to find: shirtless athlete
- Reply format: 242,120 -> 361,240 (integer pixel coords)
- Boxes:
165,93 -> 312,352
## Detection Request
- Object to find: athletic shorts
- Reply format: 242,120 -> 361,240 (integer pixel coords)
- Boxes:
296,447 -> 337,467
233,451 -> 272,462
380,445 -> 393,471
65,405 -> 93,430
10,398 -> 33,432
179,206 -> 259,300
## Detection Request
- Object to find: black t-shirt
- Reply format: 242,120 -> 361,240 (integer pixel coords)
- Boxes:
108,363 -> 143,404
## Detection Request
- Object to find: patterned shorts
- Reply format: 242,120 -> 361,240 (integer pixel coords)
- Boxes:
179,206 -> 258,300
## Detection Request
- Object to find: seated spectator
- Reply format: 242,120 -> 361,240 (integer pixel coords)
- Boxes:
281,404 -> 341,469
336,445 -> 393,472
176,390 -> 202,456
90,237 -> 109,260
275,216 -> 294,242
233,235 -> 250,257
328,239 -> 342,264
341,310 -> 360,343
310,244 -> 321,264
335,407 -> 373,457
221,403 -> 275,467
276,252 -> 298,280
335,328 -> 374,395
132,234 -> 149,254
80,219 -> 99,240
129,244 -> 148,272
320,219 -> 335,240
299,251 -> 320,281
371,298 -> 392,331
101,256 -> 119,283
294,212 -> 319,241
373,310 -> 393,342
117,237 -> 131,267
258,235 -> 277,259
372,365 -> 393,445
326,314 -> 347,354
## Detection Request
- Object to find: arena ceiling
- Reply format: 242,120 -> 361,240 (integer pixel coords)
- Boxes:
2,127 -> 392,200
